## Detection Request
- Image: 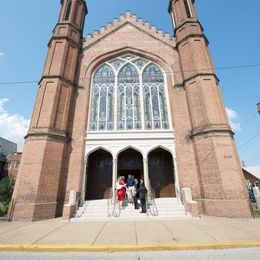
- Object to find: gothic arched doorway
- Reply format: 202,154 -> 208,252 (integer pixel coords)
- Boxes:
85,149 -> 112,200
117,148 -> 143,182
148,148 -> 175,198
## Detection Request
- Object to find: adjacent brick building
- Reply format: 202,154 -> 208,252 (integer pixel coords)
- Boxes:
11,0 -> 252,220
3,153 -> 22,179
0,137 -> 17,179
243,168 -> 260,186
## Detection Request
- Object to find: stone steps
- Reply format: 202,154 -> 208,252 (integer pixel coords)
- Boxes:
71,197 -> 191,221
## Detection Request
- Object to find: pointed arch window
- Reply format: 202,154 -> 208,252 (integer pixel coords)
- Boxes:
143,64 -> 169,129
64,0 -> 72,21
89,64 -> 115,131
118,64 -> 141,130
89,55 -> 170,132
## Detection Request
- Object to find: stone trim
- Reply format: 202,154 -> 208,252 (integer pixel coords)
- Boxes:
175,20 -> 203,33
25,129 -> 71,143
189,125 -> 234,140
184,72 -> 219,85
176,33 -> 209,48
173,73 -> 219,89
38,75 -> 76,87
53,22 -> 82,34
48,36 -> 82,49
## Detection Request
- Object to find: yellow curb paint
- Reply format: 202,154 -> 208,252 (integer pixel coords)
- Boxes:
0,241 -> 260,252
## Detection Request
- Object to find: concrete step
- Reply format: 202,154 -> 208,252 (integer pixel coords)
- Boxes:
72,197 -> 191,221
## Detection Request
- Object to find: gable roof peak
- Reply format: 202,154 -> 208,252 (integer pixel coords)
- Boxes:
84,11 -> 175,47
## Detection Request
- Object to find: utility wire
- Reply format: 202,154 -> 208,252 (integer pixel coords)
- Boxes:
0,81 -> 37,85
238,131 -> 260,150
240,113 -> 258,128
234,113 -> 259,142
0,63 -> 260,86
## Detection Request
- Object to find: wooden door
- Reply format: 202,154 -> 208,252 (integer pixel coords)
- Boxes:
148,149 -> 175,198
86,150 -> 112,200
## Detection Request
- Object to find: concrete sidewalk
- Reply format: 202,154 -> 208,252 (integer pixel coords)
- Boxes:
0,216 -> 260,252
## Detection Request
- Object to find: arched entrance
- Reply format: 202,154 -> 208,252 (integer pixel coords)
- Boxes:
148,148 -> 175,198
85,149 -> 112,200
118,148 -> 143,181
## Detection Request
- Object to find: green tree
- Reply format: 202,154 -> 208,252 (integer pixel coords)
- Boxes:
0,177 -> 15,216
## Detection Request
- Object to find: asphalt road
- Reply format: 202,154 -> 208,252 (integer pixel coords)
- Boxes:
0,248 -> 260,260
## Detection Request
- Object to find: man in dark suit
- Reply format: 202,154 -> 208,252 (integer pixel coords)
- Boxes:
137,183 -> 147,213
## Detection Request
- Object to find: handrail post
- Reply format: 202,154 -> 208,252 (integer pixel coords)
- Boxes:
112,159 -> 117,199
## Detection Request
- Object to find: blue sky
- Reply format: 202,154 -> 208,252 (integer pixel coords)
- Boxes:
0,0 -> 259,171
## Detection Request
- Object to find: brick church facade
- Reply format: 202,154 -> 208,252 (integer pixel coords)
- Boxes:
11,0 -> 251,220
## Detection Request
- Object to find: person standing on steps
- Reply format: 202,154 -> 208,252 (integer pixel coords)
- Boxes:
116,177 -> 126,209
137,183 -> 147,213
126,174 -> 136,203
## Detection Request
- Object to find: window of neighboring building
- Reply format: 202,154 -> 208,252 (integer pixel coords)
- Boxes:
64,0 -> 72,20
4,162 -> 11,170
89,54 -> 170,132
14,161 -> 20,170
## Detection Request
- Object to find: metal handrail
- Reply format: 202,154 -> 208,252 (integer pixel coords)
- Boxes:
107,188 -> 120,217
112,195 -> 120,217
75,191 -> 84,217
175,187 -> 189,215
8,199 -> 16,221
147,193 -> 158,216
107,189 -> 112,217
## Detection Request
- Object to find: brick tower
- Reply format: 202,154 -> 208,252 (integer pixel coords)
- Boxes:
169,0 -> 251,217
11,0 -> 87,220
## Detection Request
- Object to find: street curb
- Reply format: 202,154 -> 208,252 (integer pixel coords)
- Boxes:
0,241 -> 260,252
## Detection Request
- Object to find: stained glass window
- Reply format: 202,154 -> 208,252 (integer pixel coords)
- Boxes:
133,59 -> 148,70
143,64 -> 164,83
90,64 -> 115,131
109,59 -> 123,71
93,64 -> 115,84
89,55 -> 169,132
118,64 -> 139,83
143,64 -> 169,130
118,64 -> 141,130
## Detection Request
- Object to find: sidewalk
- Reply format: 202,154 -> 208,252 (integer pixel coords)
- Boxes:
0,216 -> 260,252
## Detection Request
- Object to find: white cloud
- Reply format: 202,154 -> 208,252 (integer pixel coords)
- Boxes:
226,107 -> 240,132
0,98 -> 30,152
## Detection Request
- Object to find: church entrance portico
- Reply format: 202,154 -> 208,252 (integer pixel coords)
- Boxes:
83,133 -> 179,201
